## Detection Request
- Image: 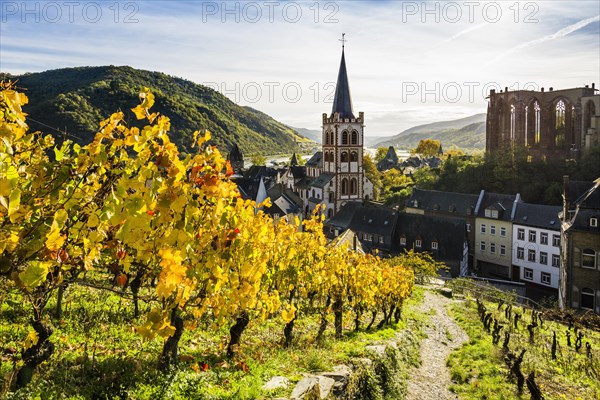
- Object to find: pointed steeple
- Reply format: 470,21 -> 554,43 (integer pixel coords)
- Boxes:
331,46 -> 355,119
290,152 -> 299,166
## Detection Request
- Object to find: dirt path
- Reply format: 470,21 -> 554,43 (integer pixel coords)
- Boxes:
406,289 -> 469,400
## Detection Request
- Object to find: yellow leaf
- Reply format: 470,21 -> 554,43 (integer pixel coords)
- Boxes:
19,261 -> 52,289
281,305 -> 296,323
131,105 -> 146,120
24,330 -> 39,350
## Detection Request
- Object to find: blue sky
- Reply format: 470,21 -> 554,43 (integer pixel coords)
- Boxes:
1,1 -> 599,137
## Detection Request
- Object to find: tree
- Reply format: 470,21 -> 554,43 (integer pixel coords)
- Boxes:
374,147 -> 389,162
381,169 -> 413,206
363,154 -> 382,200
413,139 -> 441,157
251,153 -> 266,166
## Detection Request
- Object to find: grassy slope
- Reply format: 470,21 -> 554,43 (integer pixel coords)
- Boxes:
448,298 -> 600,400
4,66 -> 308,156
0,280 -> 427,399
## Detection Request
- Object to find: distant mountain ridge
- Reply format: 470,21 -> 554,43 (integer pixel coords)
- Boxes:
373,113 -> 487,150
288,126 -> 322,143
3,66 -> 312,155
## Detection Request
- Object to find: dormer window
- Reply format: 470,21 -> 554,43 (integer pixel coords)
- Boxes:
400,236 -> 406,246
415,239 -> 422,248
591,217 -> 598,228
431,241 -> 438,250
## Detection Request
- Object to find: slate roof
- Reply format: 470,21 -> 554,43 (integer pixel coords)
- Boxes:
227,143 -> 243,162
348,205 -> 399,237
476,192 -> 519,221
396,213 -> 466,262
329,229 -> 366,254
311,172 -> 335,189
331,49 -> 355,119
305,151 -> 323,168
513,203 -> 561,230
327,202 -> 361,230
289,166 -> 306,179
408,188 -> 479,216
570,179 -> 600,209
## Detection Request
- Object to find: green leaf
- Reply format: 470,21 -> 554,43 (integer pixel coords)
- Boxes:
19,261 -> 52,289
7,188 -> 21,221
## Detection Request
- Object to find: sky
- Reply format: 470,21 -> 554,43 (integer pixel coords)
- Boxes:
1,0 -> 599,137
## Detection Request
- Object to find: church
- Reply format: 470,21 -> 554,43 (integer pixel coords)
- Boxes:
293,42 -> 374,219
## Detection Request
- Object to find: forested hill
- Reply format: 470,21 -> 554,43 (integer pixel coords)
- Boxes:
2,66 -> 310,155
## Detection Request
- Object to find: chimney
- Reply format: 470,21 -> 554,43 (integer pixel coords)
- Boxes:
585,85 -> 589,88
549,87 -> 553,91
490,89 -> 496,95
593,83 -> 596,90
505,86 -> 508,93
541,87 -> 544,92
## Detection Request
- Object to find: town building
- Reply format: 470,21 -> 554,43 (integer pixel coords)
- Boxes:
559,177 -> 600,314
511,202 -> 562,297
486,85 -> 599,160
474,192 -> 521,279
406,188 -> 480,272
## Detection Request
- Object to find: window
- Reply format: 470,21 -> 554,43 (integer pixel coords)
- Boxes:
350,178 -> 357,195
415,239 -> 422,248
480,241 -> 486,252
541,272 -> 551,285
480,224 -> 486,234
524,268 -> 533,280
500,245 -> 506,256
341,178 -> 348,195
329,192 -> 334,202
555,100 -> 566,148
534,101 -> 541,144
400,236 -> 406,246
378,236 -> 384,244
490,243 -> 496,254
490,226 -> 496,236
500,227 -> 506,237
466,223 -> 471,232
529,231 -> 536,243
528,249 -> 536,262
431,241 -> 438,250
540,232 -> 548,245
552,234 -> 560,247
582,249 -> 596,269
350,151 -> 358,162
552,254 -> 560,268
351,130 -> 358,145
517,247 -> 524,259
341,152 -> 348,162
364,233 -> 373,241
517,228 -> 525,241
342,131 -> 348,145
591,218 -> 598,227
581,288 -> 595,310
510,104 -> 516,141
540,252 -> 548,265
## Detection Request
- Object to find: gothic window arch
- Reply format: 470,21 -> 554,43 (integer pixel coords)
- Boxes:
351,130 -> 358,145
510,104 -> 516,142
341,151 -> 348,162
329,131 -> 334,144
342,130 -> 349,145
555,100 -> 566,148
350,151 -> 358,162
341,178 -> 348,195
350,178 -> 357,195
534,101 -> 541,145
524,105 -> 529,146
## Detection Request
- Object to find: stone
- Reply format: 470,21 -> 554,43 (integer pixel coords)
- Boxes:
321,364 -> 352,382
290,375 -> 319,399
316,375 -> 335,399
263,376 -> 291,391
365,344 -> 387,356
440,288 -> 453,298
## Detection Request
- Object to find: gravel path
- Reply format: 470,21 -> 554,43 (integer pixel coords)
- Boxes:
406,289 -> 469,400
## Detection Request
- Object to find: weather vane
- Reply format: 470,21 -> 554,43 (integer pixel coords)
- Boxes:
339,33 -> 347,49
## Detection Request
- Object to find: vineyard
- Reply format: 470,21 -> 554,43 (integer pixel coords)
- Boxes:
447,280 -> 600,400
0,84 -> 437,398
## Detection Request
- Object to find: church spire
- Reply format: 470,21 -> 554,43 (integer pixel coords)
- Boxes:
331,34 -> 354,119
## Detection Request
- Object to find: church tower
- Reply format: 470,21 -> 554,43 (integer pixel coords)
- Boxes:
322,37 -> 370,213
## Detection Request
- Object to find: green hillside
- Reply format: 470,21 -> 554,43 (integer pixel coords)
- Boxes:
2,66 -> 310,155
374,114 -> 486,151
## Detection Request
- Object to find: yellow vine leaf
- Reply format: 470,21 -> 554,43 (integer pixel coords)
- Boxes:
156,248 -> 187,299
23,330 -> 39,350
281,304 -> 296,323
19,261 -> 52,289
